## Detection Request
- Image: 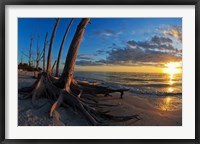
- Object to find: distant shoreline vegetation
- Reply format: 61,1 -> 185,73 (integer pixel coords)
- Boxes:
18,63 -> 42,71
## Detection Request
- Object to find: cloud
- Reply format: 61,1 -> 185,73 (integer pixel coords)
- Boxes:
105,47 -> 181,65
160,26 -> 182,42
76,46 -> 181,67
77,54 -> 94,61
76,60 -> 104,66
126,36 -> 176,51
76,32 -> 182,67
93,29 -> 122,37
96,49 -> 106,54
151,35 -> 172,44
127,40 -> 154,49
109,35 -> 181,65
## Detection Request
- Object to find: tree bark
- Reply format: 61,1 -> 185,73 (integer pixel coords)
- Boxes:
47,18 -> 60,75
52,60 -> 57,73
55,18 -> 74,77
60,18 -> 90,91
43,32 -> 48,72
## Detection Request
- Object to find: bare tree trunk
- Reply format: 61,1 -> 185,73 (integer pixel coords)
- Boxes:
36,35 -> 40,70
60,18 -> 90,91
29,35 -> 34,67
33,60 -> 36,77
36,61 -> 39,70
55,18 -> 74,77
20,48 -> 23,64
52,60 -> 57,74
47,18 -> 60,75
43,32 -> 48,72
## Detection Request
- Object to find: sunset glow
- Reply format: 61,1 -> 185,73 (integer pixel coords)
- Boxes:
75,65 -> 164,73
18,18 -> 182,73
18,18 -> 183,126
163,62 -> 182,75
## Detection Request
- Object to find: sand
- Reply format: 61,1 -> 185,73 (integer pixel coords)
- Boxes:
18,70 -> 182,126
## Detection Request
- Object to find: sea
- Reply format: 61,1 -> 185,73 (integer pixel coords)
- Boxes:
74,71 -> 182,98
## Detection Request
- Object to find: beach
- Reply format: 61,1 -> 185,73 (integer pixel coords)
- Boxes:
18,70 -> 182,126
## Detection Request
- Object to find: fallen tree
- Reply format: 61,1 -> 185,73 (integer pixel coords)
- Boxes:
19,18 -> 140,126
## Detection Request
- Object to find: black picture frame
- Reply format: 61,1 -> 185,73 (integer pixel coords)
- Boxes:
0,0 -> 199,143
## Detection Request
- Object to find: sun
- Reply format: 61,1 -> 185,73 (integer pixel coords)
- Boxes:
163,62 -> 182,75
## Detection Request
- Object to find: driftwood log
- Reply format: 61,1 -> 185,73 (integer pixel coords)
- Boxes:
72,80 -> 129,99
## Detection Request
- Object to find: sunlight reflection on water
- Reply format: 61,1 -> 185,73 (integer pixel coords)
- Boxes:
151,96 -> 182,111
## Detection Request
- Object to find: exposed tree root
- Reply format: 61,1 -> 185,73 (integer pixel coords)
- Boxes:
50,90 -> 140,126
19,72 -> 60,106
19,72 -> 140,125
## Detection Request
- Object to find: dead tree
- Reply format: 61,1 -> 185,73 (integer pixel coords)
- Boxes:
29,35 -> 34,67
52,60 -> 57,73
33,60 -> 37,78
19,18 -> 139,126
21,50 -> 30,65
36,35 -> 40,70
55,18 -> 74,77
47,18 -> 60,75
43,32 -> 48,72
59,19 -> 90,90
20,48 -> 24,64
51,18 -> 139,125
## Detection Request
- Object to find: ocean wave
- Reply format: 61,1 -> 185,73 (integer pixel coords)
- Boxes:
122,77 -> 180,82
100,83 -> 182,97
141,83 -> 182,88
128,87 -> 182,97
74,75 -> 182,97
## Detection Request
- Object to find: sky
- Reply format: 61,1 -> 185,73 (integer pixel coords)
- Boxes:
18,18 -> 182,73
